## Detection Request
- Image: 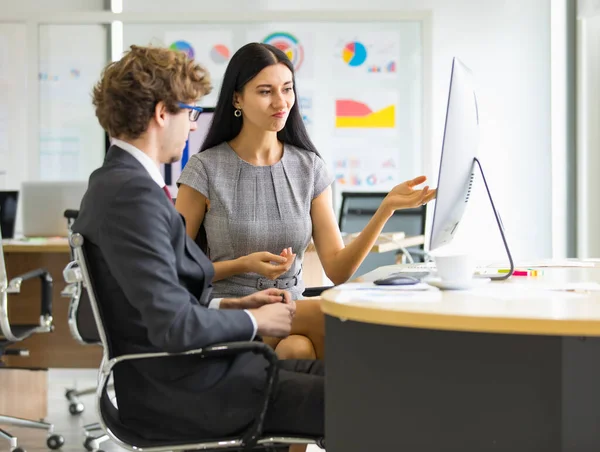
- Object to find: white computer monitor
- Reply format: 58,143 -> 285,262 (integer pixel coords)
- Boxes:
428,57 -> 479,252
20,180 -> 88,237
428,57 -> 514,279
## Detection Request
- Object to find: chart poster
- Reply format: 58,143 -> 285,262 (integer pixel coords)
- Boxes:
332,146 -> 400,192
332,32 -> 400,80
246,26 -> 314,79
334,91 -> 399,137
165,30 -> 234,80
298,89 -> 314,136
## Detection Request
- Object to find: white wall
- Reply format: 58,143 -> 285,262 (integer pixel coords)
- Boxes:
577,12 -> 600,258
0,24 -> 28,191
1,0 -> 555,261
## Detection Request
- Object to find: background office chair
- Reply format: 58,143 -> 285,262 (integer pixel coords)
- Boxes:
338,191 -> 429,268
64,231 -> 325,452
60,209 -> 111,452
0,229 -> 65,452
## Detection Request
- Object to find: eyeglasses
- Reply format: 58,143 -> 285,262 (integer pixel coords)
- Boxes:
177,102 -> 203,121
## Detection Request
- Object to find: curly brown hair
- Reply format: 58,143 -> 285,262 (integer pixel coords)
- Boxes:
92,45 -> 212,139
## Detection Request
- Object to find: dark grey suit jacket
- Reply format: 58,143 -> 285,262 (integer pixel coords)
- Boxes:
73,146 -> 269,440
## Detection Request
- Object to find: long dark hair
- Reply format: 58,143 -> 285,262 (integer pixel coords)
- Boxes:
200,42 -> 319,155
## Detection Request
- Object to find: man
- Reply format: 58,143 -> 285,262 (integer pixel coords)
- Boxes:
73,45 -> 324,443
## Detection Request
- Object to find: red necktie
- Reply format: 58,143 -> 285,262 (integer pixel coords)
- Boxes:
162,185 -> 174,204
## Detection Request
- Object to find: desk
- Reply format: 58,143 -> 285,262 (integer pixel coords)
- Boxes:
2,238 -> 71,254
2,238 -> 102,368
321,263 -> 600,452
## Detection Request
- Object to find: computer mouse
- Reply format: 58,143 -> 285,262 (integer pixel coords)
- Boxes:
373,275 -> 420,286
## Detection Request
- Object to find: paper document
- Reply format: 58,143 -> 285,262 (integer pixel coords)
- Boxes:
544,282 -> 600,293
337,282 -> 435,291
336,289 -> 442,303
470,285 -> 589,300
509,260 -> 595,268
335,281 -> 441,303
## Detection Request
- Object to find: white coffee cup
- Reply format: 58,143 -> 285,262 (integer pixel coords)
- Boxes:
433,253 -> 475,283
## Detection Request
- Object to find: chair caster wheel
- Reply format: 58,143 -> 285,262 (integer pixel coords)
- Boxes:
47,434 -> 65,449
84,437 -> 99,452
12,448 -> 26,452
69,402 -> 84,415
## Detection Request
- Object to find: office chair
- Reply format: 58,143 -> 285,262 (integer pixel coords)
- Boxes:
60,210 -> 111,452
0,229 -> 65,452
63,231 -> 325,452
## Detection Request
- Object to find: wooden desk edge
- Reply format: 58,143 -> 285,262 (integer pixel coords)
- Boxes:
3,244 -> 71,253
321,292 -> 600,337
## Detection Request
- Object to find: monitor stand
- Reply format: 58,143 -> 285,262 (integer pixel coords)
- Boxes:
473,157 -> 515,280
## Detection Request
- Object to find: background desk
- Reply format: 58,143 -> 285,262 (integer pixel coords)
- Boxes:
322,264 -> 600,452
2,238 -> 101,368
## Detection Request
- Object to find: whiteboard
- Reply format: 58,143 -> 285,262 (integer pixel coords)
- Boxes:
123,21 -> 423,195
38,24 -> 108,181
0,24 -> 28,191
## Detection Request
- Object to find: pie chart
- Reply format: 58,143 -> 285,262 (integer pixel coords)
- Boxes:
263,32 -> 304,71
210,44 -> 230,64
169,40 -> 195,60
342,41 -> 367,67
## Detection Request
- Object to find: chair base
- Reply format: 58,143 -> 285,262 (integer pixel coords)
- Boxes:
65,383 -> 114,415
83,422 -> 110,452
65,386 -> 95,415
0,415 -> 64,451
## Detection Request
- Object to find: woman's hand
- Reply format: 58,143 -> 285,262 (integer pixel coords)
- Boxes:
381,176 -> 437,216
239,250 -> 296,280
280,247 -> 296,261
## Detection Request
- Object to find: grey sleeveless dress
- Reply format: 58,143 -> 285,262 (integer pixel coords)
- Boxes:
177,142 -> 334,300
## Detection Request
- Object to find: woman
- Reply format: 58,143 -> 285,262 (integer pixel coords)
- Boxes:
176,42 -> 435,360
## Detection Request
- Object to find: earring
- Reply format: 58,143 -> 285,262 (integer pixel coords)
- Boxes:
234,109 -> 242,117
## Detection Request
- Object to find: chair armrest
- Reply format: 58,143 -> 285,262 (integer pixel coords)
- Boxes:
5,348 -> 30,357
0,268 -> 53,341
101,341 -> 278,449
7,268 -> 53,317
302,286 -> 333,298
63,209 -> 79,220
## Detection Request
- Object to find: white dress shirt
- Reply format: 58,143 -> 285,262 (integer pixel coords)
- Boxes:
111,139 -> 257,339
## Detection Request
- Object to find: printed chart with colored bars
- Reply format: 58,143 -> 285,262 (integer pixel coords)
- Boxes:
335,99 -> 395,128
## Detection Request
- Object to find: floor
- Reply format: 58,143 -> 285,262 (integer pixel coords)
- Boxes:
1,369 -> 323,452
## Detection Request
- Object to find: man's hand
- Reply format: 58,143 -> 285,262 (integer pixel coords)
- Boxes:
248,302 -> 296,338
220,290 -> 296,312
235,289 -> 295,310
